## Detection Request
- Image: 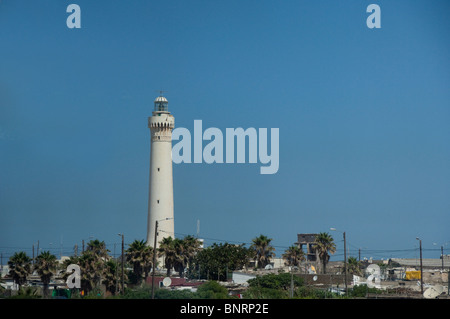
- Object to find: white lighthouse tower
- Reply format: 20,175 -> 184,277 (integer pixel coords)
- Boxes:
146,94 -> 175,249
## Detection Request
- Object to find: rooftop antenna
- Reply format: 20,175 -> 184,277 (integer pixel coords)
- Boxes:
156,89 -> 168,97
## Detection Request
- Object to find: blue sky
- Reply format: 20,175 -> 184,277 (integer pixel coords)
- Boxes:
1,0 -> 449,261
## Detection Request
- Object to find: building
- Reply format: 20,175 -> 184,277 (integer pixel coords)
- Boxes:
146,95 -> 175,248
295,233 -> 321,273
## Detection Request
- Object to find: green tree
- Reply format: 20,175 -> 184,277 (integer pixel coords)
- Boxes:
126,239 -> 153,285
193,243 -> 251,281
77,251 -> 100,293
34,251 -> 57,298
250,235 -> 275,269
8,252 -> 32,290
315,232 -> 336,274
177,235 -> 202,276
84,239 -> 110,293
282,246 -> 305,267
346,257 -> 363,276
103,259 -> 120,295
158,237 -> 179,276
196,280 -> 230,299
86,239 -> 109,259
246,273 -> 304,299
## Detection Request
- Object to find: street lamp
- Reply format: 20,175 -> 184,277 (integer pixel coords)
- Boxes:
330,228 -> 347,295
290,266 -> 299,298
118,233 -> 124,295
416,237 -> 423,296
151,217 -> 174,299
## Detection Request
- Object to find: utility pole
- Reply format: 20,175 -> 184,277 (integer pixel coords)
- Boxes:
416,238 -> 424,296
290,270 -> 293,298
343,231 -> 348,295
151,220 -> 159,299
121,234 -> 124,295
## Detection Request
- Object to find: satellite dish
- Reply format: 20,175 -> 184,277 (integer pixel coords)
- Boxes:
313,275 -> 318,281
162,277 -> 172,287
423,286 -> 443,299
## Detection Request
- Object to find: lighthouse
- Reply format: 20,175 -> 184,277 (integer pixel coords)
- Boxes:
146,95 -> 175,249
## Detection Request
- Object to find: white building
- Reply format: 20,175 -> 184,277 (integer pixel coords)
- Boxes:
146,95 -> 175,249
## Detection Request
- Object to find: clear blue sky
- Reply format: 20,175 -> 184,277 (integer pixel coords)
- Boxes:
1,0 -> 449,261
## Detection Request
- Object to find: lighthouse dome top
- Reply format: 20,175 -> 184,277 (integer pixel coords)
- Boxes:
154,96 -> 168,103
154,95 -> 169,113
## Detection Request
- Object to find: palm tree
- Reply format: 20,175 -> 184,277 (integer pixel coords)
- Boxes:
250,235 -> 276,269
61,255 -> 80,284
103,259 -> 120,295
78,250 -> 104,294
126,239 -> 153,285
86,239 -> 109,260
282,246 -> 305,267
158,236 -> 179,276
34,251 -> 57,298
8,252 -> 32,290
346,257 -> 363,276
85,239 -> 110,292
315,232 -> 336,274
181,235 -> 202,269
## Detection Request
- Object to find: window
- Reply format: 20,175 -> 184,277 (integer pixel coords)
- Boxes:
157,200 -> 160,204
157,168 -> 160,172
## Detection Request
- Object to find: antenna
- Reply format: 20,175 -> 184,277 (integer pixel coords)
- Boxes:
156,89 -> 168,97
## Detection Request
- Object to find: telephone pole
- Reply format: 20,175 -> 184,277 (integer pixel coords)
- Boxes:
416,237 -> 424,296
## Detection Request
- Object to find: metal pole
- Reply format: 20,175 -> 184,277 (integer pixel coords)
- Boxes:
344,232 -> 348,295
418,239 -> 423,296
290,270 -> 294,298
151,220 -> 158,299
121,234 -> 124,295
441,246 -> 444,272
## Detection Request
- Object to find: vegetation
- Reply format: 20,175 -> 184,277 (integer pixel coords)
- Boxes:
7,251 -> 32,290
250,235 -> 276,269
1,233 -> 394,300
282,246 -> 305,267
118,280 -> 232,299
191,242 -> 252,280
126,239 -> 153,285
244,272 -> 339,299
314,232 -> 336,274
34,251 -> 57,298
346,256 -> 363,276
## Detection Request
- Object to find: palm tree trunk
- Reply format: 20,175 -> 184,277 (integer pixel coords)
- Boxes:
43,283 -> 49,299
